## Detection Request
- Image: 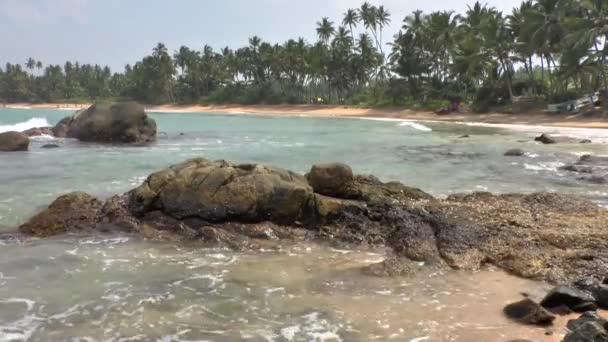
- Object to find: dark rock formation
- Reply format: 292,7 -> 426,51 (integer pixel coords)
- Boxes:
504,298 -> 556,325
541,286 -> 597,313
535,134 -> 557,144
54,102 -> 156,143
564,319 -> 608,342
16,159 -> 608,284
505,148 -> 525,157
0,131 -> 29,151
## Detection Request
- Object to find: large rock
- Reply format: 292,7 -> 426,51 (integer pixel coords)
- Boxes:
0,131 -> 29,151
56,102 -> 156,143
19,192 -> 102,237
129,159 -> 315,223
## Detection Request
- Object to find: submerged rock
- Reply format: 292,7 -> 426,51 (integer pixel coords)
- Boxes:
0,131 -> 29,151
535,134 -> 557,144
503,298 -> 556,325
41,144 -> 60,149
55,102 -> 157,144
505,148 -> 526,157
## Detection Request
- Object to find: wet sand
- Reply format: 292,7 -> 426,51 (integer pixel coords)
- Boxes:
5,103 -> 608,129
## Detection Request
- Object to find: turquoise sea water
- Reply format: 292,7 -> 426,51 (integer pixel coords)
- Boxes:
0,108 -> 606,341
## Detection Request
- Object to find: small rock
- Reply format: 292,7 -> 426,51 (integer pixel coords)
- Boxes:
580,139 -> 593,144
541,286 -> 597,313
504,298 -> 556,325
41,144 -> 60,149
564,321 -> 608,342
505,148 -> 526,157
535,134 -> 557,144
459,135 -> 470,139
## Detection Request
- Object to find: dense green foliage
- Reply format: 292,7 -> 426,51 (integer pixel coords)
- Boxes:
1,0 -> 607,111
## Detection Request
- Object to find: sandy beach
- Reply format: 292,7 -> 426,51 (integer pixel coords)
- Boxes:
4,102 -> 608,129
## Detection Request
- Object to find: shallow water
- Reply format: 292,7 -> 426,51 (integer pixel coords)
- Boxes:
0,108 -> 607,341
1,236 -> 558,341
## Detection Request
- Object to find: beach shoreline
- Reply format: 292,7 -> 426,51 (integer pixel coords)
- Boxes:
3,102 -> 608,129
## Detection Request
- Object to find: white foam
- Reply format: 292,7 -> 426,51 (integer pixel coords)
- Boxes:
399,121 -> 433,132
0,117 -> 51,133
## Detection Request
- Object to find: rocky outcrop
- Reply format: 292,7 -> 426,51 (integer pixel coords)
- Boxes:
16,159 -> 608,284
0,131 -> 29,151
54,102 -> 156,143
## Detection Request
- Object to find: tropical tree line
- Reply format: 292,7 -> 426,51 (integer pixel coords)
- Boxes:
1,0 -> 607,112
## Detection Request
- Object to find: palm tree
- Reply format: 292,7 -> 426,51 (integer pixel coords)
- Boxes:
376,6 -> 391,55
25,58 -> 36,73
343,9 -> 360,50
316,17 -> 335,45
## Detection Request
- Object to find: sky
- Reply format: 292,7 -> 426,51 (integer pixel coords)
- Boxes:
1,0 -> 523,72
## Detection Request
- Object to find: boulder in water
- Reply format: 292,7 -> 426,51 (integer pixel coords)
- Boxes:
0,131 -> 29,151
535,134 -> 557,144
55,102 -> 157,144
505,148 -> 525,157
503,298 -> 556,325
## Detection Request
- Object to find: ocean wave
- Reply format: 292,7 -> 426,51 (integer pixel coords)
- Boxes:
399,121 -> 433,132
0,117 -> 50,133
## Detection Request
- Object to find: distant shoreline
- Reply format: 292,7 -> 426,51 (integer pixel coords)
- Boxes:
3,102 -> 608,129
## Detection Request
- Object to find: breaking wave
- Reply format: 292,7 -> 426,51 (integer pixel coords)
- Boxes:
0,118 -> 50,133
399,121 -> 433,132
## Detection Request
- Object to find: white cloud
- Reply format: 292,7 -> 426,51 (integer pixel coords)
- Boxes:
0,0 -> 89,24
